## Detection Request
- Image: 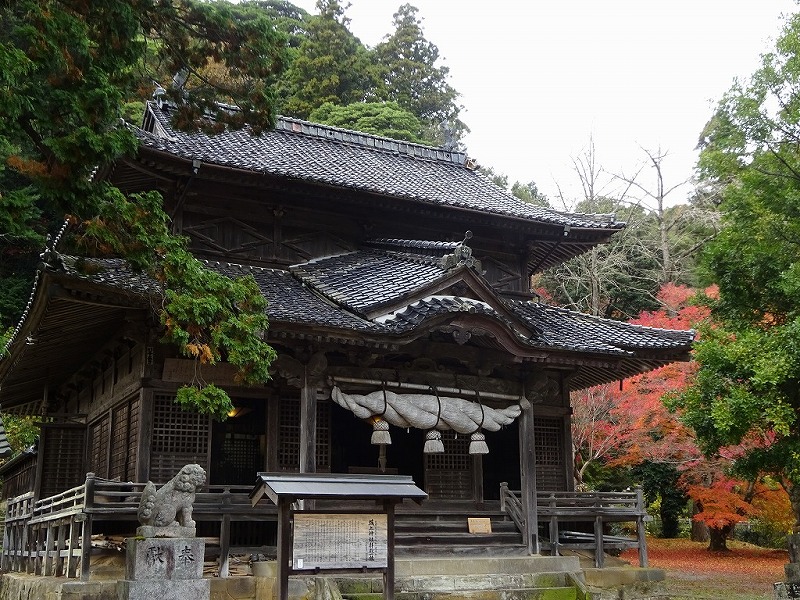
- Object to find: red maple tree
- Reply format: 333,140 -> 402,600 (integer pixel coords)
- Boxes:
571,284 -> 792,550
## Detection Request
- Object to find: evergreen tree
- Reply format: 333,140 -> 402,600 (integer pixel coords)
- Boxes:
373,4 -> 466,146
674,11 -> 800,532
280,0 -> 376,119
0,0 -> 286,418
309,101 -> 425,143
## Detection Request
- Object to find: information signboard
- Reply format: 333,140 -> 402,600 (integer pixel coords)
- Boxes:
292,513 -> 388,570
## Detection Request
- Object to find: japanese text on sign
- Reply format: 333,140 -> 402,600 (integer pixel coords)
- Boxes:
292,513 -> 388,570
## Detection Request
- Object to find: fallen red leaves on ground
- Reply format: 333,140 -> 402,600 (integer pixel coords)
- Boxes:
620,537 -> 788,599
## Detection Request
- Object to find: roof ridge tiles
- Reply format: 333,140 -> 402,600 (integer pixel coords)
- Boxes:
273,116 -> 468,166
367,238 -> 461,253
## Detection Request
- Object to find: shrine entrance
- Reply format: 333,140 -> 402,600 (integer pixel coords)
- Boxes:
424,431 -> 472,500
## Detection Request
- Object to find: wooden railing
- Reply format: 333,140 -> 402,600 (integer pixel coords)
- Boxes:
1,473 -> 277,580
499,483 -> 649,568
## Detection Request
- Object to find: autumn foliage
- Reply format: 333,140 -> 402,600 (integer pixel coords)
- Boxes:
572,283 -> 793,550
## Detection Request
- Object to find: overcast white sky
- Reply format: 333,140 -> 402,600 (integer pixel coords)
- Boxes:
290,1 -> 796,207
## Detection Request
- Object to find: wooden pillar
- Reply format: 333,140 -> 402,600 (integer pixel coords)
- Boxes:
385,500 -> 396,600
274,351 -> 327,476
277,500 -> 291,600
519,407 -> 539,554
299,373 -> 317,475
266,396 -> 280,471
594,515 -> 605,568
219,513 -> 231,577
136,389 -> 153,484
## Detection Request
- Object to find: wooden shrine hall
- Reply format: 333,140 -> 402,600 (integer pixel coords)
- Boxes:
0,96 -> 694,578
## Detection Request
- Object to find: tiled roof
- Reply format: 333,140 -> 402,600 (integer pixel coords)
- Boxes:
509,300 -> 694,354
209,261 -> 378,332
136,100 -> 623,231
0,418 -> 12,458
52,247 -> 692,357
60,257 -> 379,333
61,257 -> 161,295
377,295 -> 507,332
291,249 -> 448,315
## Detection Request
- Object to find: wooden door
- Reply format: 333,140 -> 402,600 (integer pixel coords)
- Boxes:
424,431 -> 473,500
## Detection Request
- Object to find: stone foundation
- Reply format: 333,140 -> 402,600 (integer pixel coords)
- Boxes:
117,537 -> 209,600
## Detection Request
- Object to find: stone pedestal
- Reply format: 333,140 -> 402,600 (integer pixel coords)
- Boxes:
117,538 -> 209,600
775,535 -> 800,599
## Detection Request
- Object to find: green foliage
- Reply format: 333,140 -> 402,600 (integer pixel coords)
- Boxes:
511,181 -> 550,207
632,462 -> 688,538
76,190 -> 277,419
275,1 -> 468,148
1,414 -> 38,454
176,384 -> 233,422
250,1 -> 310,49
676,11 -> 800,519
279,0 -> 376,119
309,101 -> 425,142
735,516 -> 790,549
372,3 -> 466,146
1,0 -> 285,418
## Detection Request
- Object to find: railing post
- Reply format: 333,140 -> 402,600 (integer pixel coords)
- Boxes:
636,486 -> 648,567
593,493 -> 604,568
80,473 -> 96,581
54,521 -> 66,576
219,513 -> 231,578
1,502 -> 11,572
499,482 -> 507,512
67,514 -> 81,577
22,497 -> 32,573
548,493 -> 558,556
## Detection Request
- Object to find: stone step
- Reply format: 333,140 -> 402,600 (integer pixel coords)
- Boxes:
342,587 -> 578,600
334,571 -> 579,600
395,555 -> 581,576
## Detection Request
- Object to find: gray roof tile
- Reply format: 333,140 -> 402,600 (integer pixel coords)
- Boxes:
509,300 -> 695,354
291,249 -> 448,315
40,247 -> 694,357
137,101 -> 623,231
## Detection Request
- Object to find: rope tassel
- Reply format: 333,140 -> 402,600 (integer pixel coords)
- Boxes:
469,431 -> 489,455
371,384 -> 392,445
371,418 -> 391,445
424,429 -> 444,454
469,390 -> 489,455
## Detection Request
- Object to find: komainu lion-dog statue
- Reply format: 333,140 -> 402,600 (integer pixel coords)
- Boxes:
137,464 -> 206,536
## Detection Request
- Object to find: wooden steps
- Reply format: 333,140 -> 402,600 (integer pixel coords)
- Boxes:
394,508 -> 528,557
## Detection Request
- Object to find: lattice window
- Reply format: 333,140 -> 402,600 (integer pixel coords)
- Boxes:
535,416 -> 566,491
149,394 -> 210,484
88,414 -> 110,477
316,397 -> 330,471
39,424 -> 86,498
109,396 -> 139,482
425,431 -> 472,500
2,455 -> 37,499
218,433 -> 261,484
277,395 -> 330,472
